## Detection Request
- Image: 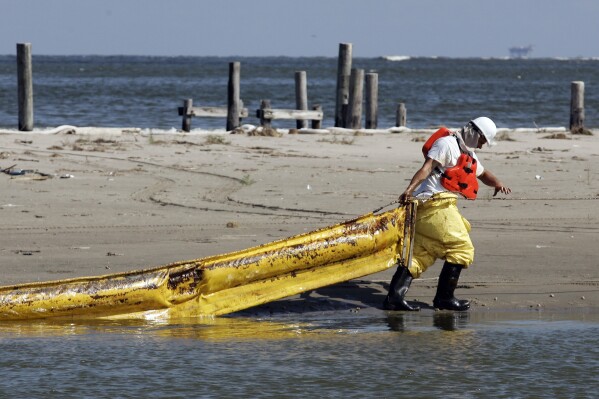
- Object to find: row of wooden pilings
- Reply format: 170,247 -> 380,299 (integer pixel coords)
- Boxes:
14,42 -> 589,132
333,43 -> 408,130
180,49 -> 406,132
180,43 -> 409,132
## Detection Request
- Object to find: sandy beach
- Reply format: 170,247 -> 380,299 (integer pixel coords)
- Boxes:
1,125 -> 598,314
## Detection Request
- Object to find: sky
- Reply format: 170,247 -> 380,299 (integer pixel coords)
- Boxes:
2,0 -> 599,58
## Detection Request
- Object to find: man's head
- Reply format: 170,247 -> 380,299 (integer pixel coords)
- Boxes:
470,117 -> 497,148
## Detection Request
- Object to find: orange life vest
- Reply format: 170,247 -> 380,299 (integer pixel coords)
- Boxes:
422,127 -> 479,200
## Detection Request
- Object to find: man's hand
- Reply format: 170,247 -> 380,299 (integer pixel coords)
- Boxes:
398,192 -> 413,203
479,170 -> 511,197
493,186 -> 511,196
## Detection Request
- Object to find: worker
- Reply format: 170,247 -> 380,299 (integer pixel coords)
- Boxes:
384,117 -> 511,311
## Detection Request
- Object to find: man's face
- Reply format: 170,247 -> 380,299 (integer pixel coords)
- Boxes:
471,124 -> 487,149
476,133 -> 487,149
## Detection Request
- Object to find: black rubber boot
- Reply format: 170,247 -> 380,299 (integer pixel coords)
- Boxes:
433,261 -> 470,311
383,266 -> 420,311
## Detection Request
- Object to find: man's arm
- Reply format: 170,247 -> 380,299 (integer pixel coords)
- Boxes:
478,169 -> 511,196
399,157 -> 440,202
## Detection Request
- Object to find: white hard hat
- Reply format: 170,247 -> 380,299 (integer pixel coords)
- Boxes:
471,117 -> 497,146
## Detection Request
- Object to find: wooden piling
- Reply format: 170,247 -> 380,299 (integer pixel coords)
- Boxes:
295,71 -> 308,129
346,68 -> 364,129
365,72 -> 378,129
17,43 -> 33,131
259,99 -> 272,129
396,103 -> 407,127
227,61 -> 241,131
311,105 -> 322,129
181,98 -> 193,132
569,81 -> 585,131
335,43 -> 352,127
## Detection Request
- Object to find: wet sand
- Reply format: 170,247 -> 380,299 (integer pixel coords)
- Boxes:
1,126 -> 598,313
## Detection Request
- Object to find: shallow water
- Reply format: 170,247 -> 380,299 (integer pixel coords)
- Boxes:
1,311 -> 597,398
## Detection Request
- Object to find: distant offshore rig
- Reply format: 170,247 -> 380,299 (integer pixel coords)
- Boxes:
509,45 -> 533,58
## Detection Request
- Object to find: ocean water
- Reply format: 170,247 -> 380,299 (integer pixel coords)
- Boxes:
0,311 -> 597,398
1,55 -> 598,130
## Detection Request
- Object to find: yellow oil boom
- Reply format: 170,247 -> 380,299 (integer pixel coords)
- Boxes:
0,203 -> 416,321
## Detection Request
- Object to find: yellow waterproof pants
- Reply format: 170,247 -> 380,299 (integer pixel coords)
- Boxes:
409,193 -> 474,278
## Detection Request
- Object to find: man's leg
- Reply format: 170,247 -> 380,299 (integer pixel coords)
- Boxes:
433,261 -> 470,311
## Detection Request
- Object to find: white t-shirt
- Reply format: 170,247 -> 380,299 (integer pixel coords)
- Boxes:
413,135 -> 484,200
